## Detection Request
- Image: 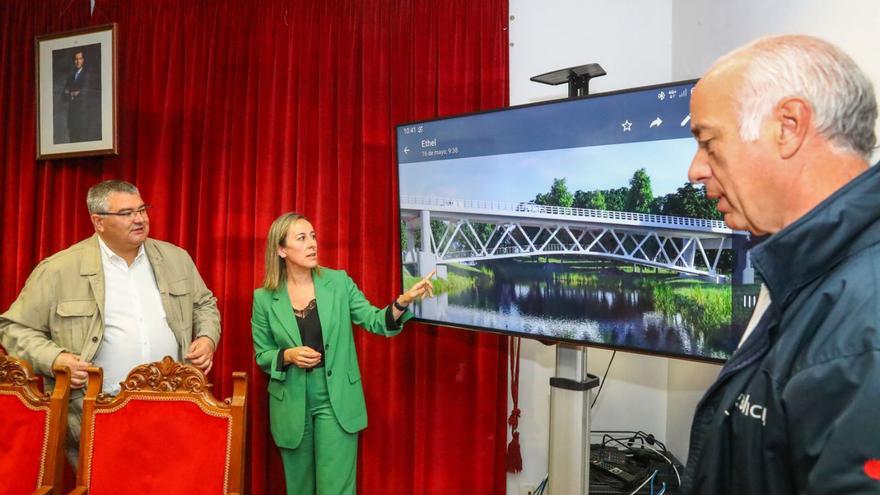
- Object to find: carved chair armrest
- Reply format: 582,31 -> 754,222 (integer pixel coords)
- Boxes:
67,487 -> 89,495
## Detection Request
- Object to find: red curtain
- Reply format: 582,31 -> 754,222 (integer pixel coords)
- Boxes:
0,0 -> 510,493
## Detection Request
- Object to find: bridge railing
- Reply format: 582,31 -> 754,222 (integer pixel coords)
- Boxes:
400,195 -> 731,231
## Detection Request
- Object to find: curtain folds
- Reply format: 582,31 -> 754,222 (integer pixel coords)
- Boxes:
0,0 -> 509,493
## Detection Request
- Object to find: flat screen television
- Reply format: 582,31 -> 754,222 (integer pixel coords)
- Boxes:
395,80 -> 759,362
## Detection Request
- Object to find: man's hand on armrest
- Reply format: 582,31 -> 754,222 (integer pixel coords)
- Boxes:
52,352 -> 92,389
185,336 -> 216,374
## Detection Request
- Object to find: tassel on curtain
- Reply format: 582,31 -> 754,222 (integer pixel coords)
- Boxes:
506,336 -> 523,473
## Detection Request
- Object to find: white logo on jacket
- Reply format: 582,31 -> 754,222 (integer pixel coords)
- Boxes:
724,393 -> 768,426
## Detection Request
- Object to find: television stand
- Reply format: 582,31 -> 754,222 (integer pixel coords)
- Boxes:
548,344 -> 600,494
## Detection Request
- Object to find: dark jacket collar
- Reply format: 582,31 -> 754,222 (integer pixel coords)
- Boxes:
751,163 -> 880,310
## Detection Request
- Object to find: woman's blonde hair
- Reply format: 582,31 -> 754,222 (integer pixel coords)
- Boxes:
262,212 -> 317,290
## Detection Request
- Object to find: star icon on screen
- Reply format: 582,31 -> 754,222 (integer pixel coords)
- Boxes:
621,120 -> 633,131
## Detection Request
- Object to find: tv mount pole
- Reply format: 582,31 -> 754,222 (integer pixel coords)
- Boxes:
531,63 -> 606,495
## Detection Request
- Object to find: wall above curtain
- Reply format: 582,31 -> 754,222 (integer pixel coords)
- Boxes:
0,0 -> 509,493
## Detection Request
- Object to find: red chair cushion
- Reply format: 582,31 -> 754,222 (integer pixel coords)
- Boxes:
87,397 -> 230,495
0,394 -> 49,495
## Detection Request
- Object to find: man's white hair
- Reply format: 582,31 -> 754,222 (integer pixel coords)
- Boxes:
720,35 -> 877,160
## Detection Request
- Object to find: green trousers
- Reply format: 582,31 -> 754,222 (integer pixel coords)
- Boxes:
279,369 -> 359,495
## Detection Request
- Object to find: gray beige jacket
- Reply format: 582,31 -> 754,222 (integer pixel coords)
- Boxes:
0,234 -> 221,379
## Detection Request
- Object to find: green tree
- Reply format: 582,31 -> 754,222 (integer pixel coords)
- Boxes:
464,222 -> 497,249
573,190 -> 607,210
625,168 -> 653,213
431,219 -> 448,246
534,178 -> 574,207
400,219 -> 408,250
649,195 -> 666,215
602,187 -> 628,212
402,219 -> 450,253
590,190 -> 607,210
659,183 -> 721,219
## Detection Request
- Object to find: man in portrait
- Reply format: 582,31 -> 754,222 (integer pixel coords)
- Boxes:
62,49 -> 90,142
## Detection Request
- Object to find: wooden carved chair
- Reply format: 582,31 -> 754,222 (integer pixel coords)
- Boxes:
69,356 -> 247,495
0,354 -> 70,495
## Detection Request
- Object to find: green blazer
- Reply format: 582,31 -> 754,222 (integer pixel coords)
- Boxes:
251,267 -> 412,449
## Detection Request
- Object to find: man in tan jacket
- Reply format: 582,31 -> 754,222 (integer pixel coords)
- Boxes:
0,179 -> 221,463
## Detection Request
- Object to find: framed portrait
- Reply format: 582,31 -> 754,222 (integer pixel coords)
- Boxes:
36,23 -> 117,160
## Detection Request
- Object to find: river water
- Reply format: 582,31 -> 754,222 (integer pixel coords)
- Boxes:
412,261 -> 740,360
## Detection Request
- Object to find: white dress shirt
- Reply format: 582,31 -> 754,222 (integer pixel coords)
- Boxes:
737,284 -> 772,349
92,237 -> 179,394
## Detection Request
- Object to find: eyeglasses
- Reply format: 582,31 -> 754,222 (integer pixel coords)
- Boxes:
96,205 -> 152,219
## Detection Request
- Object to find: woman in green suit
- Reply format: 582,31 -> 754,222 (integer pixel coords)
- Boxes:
252,212 -> 434,495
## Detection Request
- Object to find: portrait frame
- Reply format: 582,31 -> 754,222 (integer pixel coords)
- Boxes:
36,23 -> 118,160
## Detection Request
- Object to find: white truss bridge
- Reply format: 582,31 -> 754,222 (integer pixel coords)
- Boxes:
401,196 -> 745,279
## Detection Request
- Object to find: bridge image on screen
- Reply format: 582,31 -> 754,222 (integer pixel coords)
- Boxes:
396,81 -> 758,362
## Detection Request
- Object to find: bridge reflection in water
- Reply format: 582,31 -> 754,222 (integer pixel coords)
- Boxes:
412,267 -> 737,359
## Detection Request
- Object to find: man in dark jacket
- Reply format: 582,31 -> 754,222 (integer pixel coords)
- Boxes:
63,50 -> 90,142
683,35 -> 880,494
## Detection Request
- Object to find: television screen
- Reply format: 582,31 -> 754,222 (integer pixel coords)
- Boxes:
395,80 -> 758,362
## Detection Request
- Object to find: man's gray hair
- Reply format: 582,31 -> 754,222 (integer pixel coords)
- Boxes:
86,180 -> 140,213
727,35 -> 877,160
